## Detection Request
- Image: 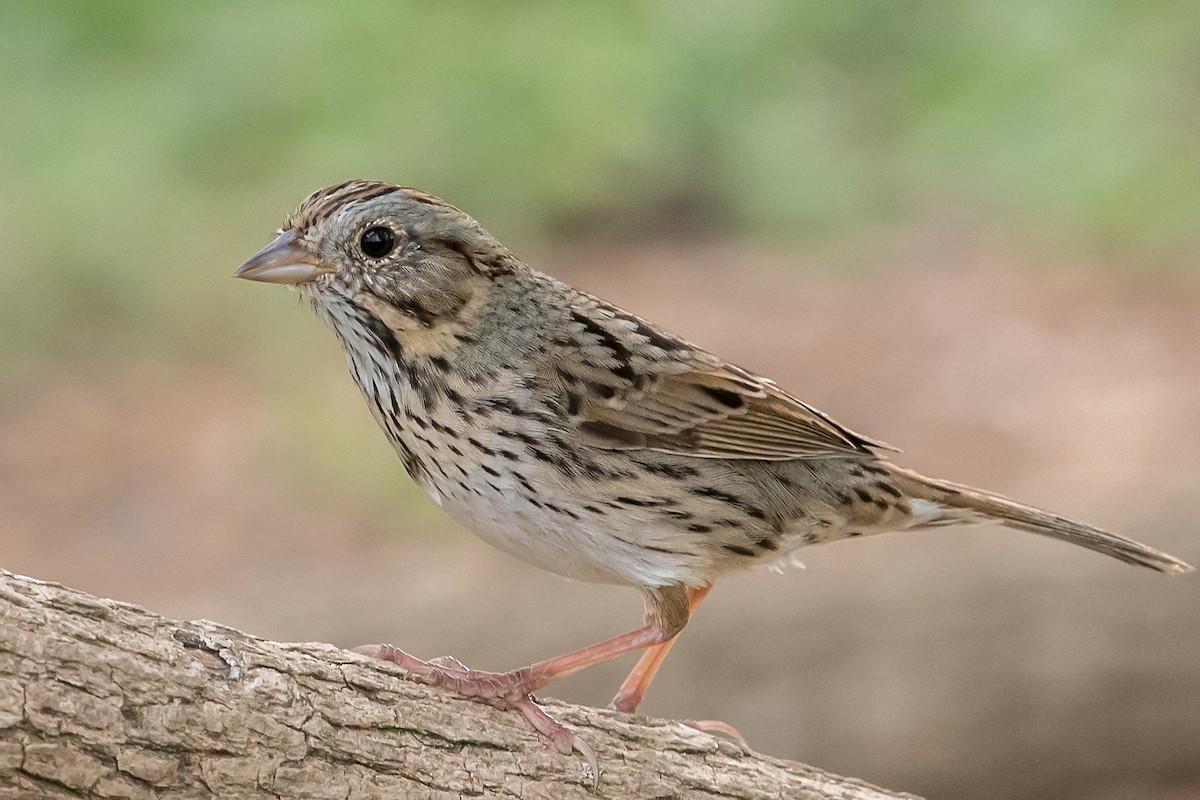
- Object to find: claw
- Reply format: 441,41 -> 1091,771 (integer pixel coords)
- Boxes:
351,643 -> 384,658
572,735 -> 600,790
682,718 -> 749,749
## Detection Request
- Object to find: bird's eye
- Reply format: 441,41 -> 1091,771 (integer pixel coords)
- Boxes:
359,226 -> 396,259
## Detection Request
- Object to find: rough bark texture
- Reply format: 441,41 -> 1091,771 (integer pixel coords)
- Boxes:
0,570 -> 920,799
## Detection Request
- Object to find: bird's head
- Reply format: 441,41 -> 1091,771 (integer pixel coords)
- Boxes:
236,181 -> 516,327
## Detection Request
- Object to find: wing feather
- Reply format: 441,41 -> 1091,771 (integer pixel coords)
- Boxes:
548,291 -> 890,461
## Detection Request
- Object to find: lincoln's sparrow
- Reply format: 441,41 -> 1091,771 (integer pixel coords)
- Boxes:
237,180 -> 1191,765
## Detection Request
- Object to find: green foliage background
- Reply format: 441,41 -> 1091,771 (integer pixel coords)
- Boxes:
1,1 -> 1197,504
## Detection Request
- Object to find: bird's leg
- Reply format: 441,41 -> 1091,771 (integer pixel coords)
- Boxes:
607,585 -> 748,747
355,585 -> 691,766
609,584 -> 711,714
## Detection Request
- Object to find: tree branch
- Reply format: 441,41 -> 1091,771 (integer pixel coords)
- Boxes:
0,569 -> 920,799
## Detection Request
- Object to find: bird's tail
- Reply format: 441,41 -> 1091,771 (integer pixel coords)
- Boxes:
887,466 -> 1193,574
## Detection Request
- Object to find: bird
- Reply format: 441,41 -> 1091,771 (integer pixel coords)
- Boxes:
236,179 -> 1192,767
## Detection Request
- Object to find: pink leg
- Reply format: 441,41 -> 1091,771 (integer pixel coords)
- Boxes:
354,585 -> 693,773
609,584 -> 711,714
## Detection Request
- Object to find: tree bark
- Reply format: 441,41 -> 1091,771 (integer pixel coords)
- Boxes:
0,569 -> 920,799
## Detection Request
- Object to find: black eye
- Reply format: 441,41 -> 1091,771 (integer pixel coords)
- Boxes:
359,226 -> 396,259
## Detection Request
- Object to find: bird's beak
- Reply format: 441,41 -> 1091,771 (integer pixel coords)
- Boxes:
235,229 -> 332,285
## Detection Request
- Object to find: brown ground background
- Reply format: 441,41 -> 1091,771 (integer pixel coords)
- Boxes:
4,248 -> 1198,800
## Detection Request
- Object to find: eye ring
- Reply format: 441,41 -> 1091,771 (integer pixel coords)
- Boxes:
359,225 -> 397,259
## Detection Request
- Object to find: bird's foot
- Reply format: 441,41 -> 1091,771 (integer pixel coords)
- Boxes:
354,644 -> 597,780
610,688 -> 748,751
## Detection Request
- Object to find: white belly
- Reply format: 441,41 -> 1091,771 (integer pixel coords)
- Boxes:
429,470 -> 706,588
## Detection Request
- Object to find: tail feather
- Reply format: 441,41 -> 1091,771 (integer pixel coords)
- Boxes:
889,467 -> 1193,574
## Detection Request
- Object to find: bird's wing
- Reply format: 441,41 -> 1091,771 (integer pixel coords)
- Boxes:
549,296 -> 890,461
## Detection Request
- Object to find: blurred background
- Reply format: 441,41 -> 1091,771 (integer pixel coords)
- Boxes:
2,3 -> 1198,798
